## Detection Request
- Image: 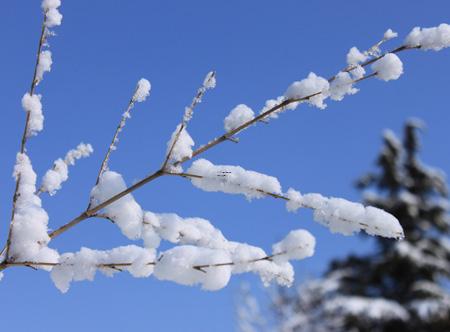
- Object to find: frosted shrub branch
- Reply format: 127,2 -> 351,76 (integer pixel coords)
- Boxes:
1,0 -> 449,292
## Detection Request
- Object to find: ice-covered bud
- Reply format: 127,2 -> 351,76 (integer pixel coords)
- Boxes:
347,47 -> 368,66
372,53 -> 403,81
224,104 -> 255,132
284,73 -> 329,110
21,93 -> 44,137
133,78 -> 151,102
405,24 -> 450,51
272,229 -> 316,262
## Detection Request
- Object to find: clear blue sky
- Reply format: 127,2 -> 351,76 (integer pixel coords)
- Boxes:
1,1 -> 449,331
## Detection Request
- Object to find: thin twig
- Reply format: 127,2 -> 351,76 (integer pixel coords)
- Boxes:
94,93 -> 138,186
162,71 -> 216,170
5,15 -> 47,260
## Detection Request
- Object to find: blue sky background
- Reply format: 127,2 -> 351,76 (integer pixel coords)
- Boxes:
0,1 -> 449,331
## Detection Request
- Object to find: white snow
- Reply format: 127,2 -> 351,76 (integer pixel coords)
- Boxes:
42,0 -> 63,28
324,296 -> 410,321
287,193 -> 404,239
154,245 -> 232,291
285,188 -> 304,212
272,229 -> 315,262
166,124 -> 194,163
228,241 -> 295,287
41,143 -> 93,195
224,104 -> 255,132
384,29 -> 398,40
64,143 -> 93,165
36,50 -> 52,85
347,47 -> 368,65
187,159 -> 282,200
133,78 -> 151,102
329,71 -> 359,101
51,245 -> 155,293
90,171 -> 144,239
410,298 -> 450,321
372,53 -> 404,81
405,23 -> 450,51
259,96 -> 286,119
21,93 -> 44,137
9,153 -> 59,268
350,65 -> 366,80
284,73 -> 329,109
41,159 -> 68,195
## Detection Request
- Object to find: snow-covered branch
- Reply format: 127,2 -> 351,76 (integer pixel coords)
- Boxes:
1,0 -> 449,292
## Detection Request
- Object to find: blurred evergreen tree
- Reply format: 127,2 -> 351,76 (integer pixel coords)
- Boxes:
269,120 -> 450,332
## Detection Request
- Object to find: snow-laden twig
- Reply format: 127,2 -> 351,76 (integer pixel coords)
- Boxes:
166,164 -> 404,239
38,143 -> 93,195
94,78 -> 151,186
2,12 -> 449,293
5,10 -> 57,261
4,229 -> 314,293
162,71 -> 216,170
